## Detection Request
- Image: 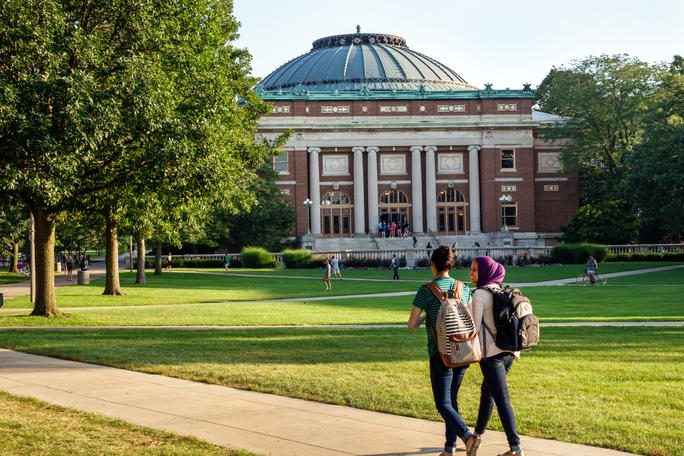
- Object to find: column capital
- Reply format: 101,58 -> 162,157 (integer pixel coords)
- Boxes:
365,146 -> 379,153
467,144 -> 481,153
351,146 -> 366,153
424,145 -> 438,153
409,145 -> 424,153
307,147 -> 321,154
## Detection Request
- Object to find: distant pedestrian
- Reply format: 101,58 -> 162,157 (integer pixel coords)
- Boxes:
322,259 -> 332,291
413,236 -> 418,249
66,256 -> 74,281
391,254 -> 400,280
452,242 -> 458,255
380,221 -> 386,238
485,242 -> 491,256
331,255 -> 342,280
224,254 -> 231,274
426,242 -> 433,259
165,252 -> 172,271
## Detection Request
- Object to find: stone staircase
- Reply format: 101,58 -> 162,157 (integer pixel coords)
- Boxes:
313,234 -> 494,252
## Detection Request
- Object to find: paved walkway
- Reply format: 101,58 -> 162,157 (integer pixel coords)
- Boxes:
0,259 -> 106,300
0,349 -> 636,456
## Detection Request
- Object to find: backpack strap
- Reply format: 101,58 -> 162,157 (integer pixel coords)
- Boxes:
424,280 -> 463,301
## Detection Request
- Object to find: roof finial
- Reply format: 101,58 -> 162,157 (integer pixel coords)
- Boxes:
356,25 -> 361,34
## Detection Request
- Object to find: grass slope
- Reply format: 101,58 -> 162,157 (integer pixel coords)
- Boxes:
0,327 -> 680,456
0,391 -> 257,456
0,271 -> 29,286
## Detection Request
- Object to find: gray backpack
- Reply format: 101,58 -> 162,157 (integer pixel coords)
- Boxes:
424,281 -> 482,367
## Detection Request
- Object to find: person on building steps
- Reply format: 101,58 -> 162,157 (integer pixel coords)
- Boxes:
407,246 -> 478,456
468,256 -> 524,456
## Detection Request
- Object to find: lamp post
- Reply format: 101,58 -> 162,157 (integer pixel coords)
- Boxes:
303,198 -> 313,235
499,194 -> 513,231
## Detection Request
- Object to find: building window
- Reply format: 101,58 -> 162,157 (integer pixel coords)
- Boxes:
380,189 -> 408,204
437,188 -> 465,203
322,191 -> 350,205
273,151 -> 288,173
502,203 -> 517,228
501,150 -> 515,169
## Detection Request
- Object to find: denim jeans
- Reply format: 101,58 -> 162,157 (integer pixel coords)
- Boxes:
475,353 -> 521,451
429,354 -> 473,452
393,266 -> 399,280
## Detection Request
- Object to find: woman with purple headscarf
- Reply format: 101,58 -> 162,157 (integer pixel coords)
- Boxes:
468,256 -> 523,456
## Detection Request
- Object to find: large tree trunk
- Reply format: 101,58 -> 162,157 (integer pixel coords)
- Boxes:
103,214 -> 125,296
154,240 -> 162,275
9,242 -> 18,272
135,236 -> 146,284
30,208 -> 58,316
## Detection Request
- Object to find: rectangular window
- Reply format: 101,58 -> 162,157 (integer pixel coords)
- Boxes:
501,150 -> 515,169
323,215 -> 331,234
501,203 -> 517,227
273,151 -> 288,173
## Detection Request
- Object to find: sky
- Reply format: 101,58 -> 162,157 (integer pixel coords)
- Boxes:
232,0 -> 683,90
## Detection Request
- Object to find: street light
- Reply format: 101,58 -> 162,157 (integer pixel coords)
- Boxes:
303,198 -> 313,235
499,194 -> 513,231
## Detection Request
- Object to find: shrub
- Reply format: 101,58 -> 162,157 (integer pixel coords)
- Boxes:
415,257 -> 430,268
664,252 -> 684,261
282,249 -> 313,269
241,247 -> 278,268
144,257 -> 228,268
645,253 -> 664,261
550,243 -> 607,264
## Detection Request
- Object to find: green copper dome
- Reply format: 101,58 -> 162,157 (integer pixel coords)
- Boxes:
258,32 -> 478,93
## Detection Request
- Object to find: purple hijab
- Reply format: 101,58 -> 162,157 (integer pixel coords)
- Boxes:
476,256 -> 505,287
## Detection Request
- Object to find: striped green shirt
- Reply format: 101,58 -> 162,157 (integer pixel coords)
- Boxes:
412,277 -> 472,357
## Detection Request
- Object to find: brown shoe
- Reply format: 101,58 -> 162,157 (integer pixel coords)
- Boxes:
466,434 -> 481,456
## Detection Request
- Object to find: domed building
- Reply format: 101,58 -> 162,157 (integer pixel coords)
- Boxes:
255,29 -> 576,250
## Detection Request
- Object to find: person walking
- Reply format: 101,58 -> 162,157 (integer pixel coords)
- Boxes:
224,253 -> 231,274
330,255 -> 342,280
413,236 -> 418,250
391,254 -> 400,280
468,256 -> 523,456
66,256 -> 74,281
322,259 -> 332,291
165,252 -> 172,271
408,246 -> 478,456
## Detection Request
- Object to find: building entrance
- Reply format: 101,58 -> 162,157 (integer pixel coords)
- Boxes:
378,189 -> 410,234
437,189 -> 466,235
321,191 -> 352,237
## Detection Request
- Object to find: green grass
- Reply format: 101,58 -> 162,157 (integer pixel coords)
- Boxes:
1,283 -> 683,326
0,327 -> 680,456
215,262 -> 682,282
0,390 -> 258,455
605,267 -> 684,284
0,271 -> 29,286
1,271 -> 420,309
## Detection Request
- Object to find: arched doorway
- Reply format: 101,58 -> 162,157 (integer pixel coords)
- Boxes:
379,189 -> 410,228
321,191 -> 352,237
437,188 -> 466,234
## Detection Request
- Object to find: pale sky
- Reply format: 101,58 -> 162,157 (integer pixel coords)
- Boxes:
233,0 -> 683,90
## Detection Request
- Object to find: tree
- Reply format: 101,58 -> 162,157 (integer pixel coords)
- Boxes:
206,165 -> 296,252
624,56 -> 684,242
535,55 -> 660,204
0,1 -> 272,315
0,195 -> 28,272
560,200 -> 639,245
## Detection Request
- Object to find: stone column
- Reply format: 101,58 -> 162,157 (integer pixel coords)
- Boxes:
425,146 -> 437,233
468,144 -> 482,233
366,146 -> 379,234
410,146 -> 424,234
352,146 -> 366,235
308,147 -> 321,235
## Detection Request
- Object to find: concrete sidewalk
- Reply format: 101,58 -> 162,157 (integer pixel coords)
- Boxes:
0,349 -> 635,456
0,259 -> 106,300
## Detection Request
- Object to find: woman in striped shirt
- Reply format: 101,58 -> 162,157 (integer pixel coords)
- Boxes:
408,246 -> 478,456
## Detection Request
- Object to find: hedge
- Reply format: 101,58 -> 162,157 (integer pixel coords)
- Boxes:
550,243 -> 607,264
144,257 -> 238,268
605,251 -> 684,262
240,247 -> 278,268
282,249 -> 313,268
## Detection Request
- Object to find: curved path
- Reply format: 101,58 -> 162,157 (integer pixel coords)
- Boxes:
0,348 -> 638,456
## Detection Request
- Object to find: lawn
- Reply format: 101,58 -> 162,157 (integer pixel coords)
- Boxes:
0,391 -> 258,456
0,326 -> 680,456
606,267 -> 684,284
1,282 -> 683,326
212,262 -> 683,282
0,271 -> 29,286
1,271 -> 420,309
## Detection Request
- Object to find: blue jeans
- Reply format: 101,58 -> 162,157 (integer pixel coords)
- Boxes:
393,266 -> 399,280
429,354 -> 473,452
475,353 -> 521,451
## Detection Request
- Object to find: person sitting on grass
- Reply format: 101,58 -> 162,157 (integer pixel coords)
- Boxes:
407,246 -> 478,456
322,259 -> 332,291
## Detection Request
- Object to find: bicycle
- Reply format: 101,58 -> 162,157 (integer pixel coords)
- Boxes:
575,270 -> 607,286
